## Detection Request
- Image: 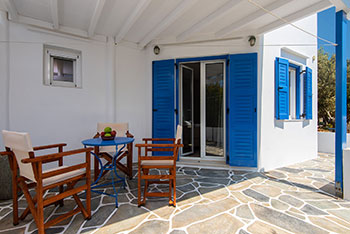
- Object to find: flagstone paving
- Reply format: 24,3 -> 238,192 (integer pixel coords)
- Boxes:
1,153 -> 350,233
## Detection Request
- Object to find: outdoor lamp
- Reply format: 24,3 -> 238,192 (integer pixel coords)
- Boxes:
248,36 -> 256,47
154,45 -> 160,55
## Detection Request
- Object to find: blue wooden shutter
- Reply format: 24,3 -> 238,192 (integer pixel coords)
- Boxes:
275,58 -> 289,120
152,59 -> 175,142
228,53 -> 257,167
304,67 -> 312,119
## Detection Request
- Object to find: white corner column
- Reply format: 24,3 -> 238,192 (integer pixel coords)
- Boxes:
0,10 -> 10,147
105,36 -> 116,122
343,148 -> 350,200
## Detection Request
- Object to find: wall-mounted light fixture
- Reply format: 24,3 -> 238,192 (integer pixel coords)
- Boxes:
153,45 -> 160,55
248,36 -> 256,47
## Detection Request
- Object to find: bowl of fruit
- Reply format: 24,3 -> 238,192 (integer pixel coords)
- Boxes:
100,127 -> 117,141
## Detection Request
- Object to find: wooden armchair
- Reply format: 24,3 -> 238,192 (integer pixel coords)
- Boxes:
93,123 -> 134,180
136,125 -> 183,207
1,130 -> 92,234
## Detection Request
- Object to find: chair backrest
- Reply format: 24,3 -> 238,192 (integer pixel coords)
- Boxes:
2,130 -> 36,182
175,125 -> 182,144
97,123 -> 128,137
173,125 -> 183,157
97,123 -> 129,152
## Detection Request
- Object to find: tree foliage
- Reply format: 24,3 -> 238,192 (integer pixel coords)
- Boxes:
318,48 -> 350,130
318,48 -> 335,128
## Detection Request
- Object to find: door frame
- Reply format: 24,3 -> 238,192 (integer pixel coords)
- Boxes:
176,56 -> 227,161
179,64 -> 195,156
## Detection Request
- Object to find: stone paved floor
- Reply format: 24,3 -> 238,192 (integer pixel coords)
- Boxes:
1,153 -> 350,234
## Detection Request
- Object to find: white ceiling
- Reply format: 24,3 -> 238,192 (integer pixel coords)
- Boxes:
0,0 -> 333,47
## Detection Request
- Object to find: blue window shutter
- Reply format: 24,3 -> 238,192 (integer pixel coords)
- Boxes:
304,67 -> 312,119
152,59 -> 175,147
275,58 -> 289,120
228,53 -> 257,167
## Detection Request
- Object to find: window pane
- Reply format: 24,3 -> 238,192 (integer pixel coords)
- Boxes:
300,75 -> 304,117
53,57 -> 74,82
205,63 -> 224,157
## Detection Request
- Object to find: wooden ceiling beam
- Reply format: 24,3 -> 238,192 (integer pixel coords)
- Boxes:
177,0 -> 244,42
49,0 -> 59,29
88,0 -> 106,37
4,0 -> 18,20
139,0 -> 197,48
256,0 -> 331,35
216,0 -> 290,37
115,0 -> 152,43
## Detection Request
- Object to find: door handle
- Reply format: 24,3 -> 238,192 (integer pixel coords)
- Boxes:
153,109 -> 158,112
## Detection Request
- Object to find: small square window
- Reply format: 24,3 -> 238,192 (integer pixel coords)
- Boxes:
44,45 -> 82,88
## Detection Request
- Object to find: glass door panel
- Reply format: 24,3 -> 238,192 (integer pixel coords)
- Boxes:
181,65 -> 194,155
205,63 -> 224,157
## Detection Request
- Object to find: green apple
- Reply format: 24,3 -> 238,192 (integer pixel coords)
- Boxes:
104,127 -> 112,133
104,133 -> 112,137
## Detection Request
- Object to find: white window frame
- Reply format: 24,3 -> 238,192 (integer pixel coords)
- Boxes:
287,61 -> 305,120
289,66 -> 297,119
44,45 -> 82,88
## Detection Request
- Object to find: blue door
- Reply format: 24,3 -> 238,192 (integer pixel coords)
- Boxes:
152,59 -> 175,140
227,53 -> 257,167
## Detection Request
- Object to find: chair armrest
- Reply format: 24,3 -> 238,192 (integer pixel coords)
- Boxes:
0,151 -> 11,156
136,143 -> 183,148
93,132 -> 100,139
142,138 -> 175,142
22,147 -> 93,164
126,131 -> 134,138
33,143 -> 67,151
140,156 -> 175,160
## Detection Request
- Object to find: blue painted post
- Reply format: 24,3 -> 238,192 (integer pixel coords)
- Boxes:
335,10 -> 348,197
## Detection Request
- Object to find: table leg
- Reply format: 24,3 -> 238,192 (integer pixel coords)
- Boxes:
94,146 -> 100,182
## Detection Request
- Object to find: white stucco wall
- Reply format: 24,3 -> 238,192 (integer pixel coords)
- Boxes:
0,11 -> 9,148
318,131 -> 350,154
0,12 -> 110,169
318,132 -> 336,154
259,14 -> 318,171
115,44 -> 148,151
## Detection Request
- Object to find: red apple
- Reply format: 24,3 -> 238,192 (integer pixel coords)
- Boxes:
101,132 -> 105,137
111,130 -> 116,137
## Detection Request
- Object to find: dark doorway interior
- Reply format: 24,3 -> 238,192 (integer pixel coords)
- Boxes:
181,62 -> 200,157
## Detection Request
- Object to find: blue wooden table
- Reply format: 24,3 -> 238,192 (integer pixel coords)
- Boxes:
82,137 -> 134,207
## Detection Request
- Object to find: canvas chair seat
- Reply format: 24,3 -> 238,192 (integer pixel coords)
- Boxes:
141,160 -> 174,166
42,166 -> 85,186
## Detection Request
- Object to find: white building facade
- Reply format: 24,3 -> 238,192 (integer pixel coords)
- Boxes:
0,0 -> 337,172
